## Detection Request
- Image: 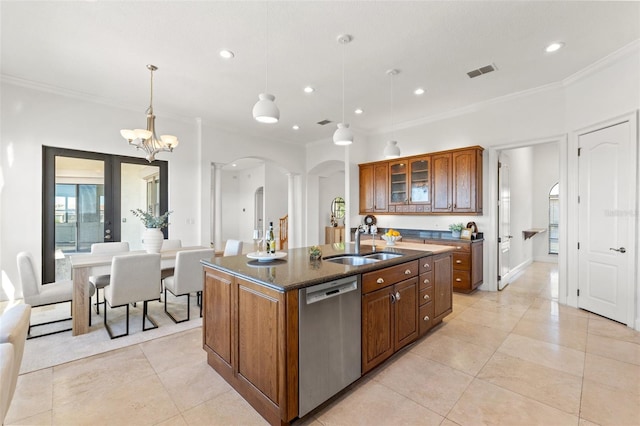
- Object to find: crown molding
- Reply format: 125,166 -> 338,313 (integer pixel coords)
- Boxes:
562,39 -> 640,87
372,81 -> 564,135
1,73 -> 198,125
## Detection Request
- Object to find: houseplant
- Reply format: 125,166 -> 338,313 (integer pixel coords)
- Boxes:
449,222 -> 464,239
131,208 -> 172,253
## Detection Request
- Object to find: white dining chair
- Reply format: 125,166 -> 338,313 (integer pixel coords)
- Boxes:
223,239 -> 243,256
103,253 -> 161,339
161,239 -> 182,251
16,252 -> 73,338
88,242 -> 130,325
162,248 -> 214,323
0,303 -> 31,422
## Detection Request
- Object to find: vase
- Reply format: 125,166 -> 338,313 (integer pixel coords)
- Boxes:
142,228 -> 164,253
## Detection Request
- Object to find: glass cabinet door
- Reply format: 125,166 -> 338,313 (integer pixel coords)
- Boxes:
409,157 -> 430,204
389,161 -> 407,204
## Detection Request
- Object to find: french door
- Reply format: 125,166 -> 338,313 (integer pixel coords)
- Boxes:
42,147 -> 168,283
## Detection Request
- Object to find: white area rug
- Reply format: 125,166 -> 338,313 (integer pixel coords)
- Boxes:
9,294 -> 202,374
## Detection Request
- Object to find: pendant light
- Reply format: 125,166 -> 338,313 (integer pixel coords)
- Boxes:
120,64 -> 179,163
333,34 -> 353,145
253,2 -> 279,124
383,69 -> 401,158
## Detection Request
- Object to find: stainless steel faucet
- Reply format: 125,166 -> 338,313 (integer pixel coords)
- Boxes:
354,226 -> 365,254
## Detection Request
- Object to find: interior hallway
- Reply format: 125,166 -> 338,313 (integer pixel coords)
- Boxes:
5,262 -> 640,425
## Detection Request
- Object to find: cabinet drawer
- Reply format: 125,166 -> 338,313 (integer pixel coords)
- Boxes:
362,260 -> 419,294
419,302 -> 435,335
419,286 -> 433,306
453,270 -> 471,290
419,256 -> 433,274
419,271 -> 434,290
452,252 -> 470,271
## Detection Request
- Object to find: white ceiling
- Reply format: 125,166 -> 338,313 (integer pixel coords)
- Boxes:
2,1 -> 639,145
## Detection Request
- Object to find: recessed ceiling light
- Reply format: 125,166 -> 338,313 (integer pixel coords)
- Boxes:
303,86 -> 315,93
219,49 -> 235,59
414,88 -> 425,95
232,163 -> 237,167
292,125 -> 300,130
545,42 -> 565,53
354,108 -> 364,114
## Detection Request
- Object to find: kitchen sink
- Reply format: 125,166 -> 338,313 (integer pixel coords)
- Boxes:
363,252 -> 404,261
324,255 -> 379,266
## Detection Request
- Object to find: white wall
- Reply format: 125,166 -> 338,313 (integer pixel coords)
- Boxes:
0,82 -> 199,299
532,143 -> 560,262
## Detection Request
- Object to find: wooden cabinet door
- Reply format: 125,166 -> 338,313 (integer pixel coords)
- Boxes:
452,149 -> 477,212
393,277 -> 419,351
373,163 -> 389,212
432,153 -> 452,212
433,253 -> 452,318
389,160 -> 408,205
203,269 -> 233,368
236,277 -> 283,405
409,156 -> 431,208
359,164 -> 374,213
362,286 -> 394,373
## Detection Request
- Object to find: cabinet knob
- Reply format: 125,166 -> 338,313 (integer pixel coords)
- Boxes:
455,278 -> 462,282
423,263 -> 430,269
423,294 -> 430,300
390,293 -> 396,303
423,315 -> 430,321
423,278 -> 430,284
377,278 -> 385,284
456,246 -> 462,250
456,260 -> 462,264
395,291 -> 401,301
404,269 -> 412,275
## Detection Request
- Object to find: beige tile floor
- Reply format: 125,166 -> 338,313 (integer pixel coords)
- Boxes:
6,262 -> 640,425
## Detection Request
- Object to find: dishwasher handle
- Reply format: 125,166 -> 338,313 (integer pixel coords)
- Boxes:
306,279 -> 358,304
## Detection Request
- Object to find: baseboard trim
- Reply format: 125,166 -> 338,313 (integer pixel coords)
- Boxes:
502,259 -> 534,284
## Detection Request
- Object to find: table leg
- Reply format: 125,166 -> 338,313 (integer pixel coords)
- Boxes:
71,266 -> 90,336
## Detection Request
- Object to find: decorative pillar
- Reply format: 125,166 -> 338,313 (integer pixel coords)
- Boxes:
287,172 -> 295,248
344,145 -> 351,243
213,163 -> 224,251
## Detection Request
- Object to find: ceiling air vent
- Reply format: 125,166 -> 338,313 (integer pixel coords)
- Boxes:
317,119 -> 332,126
467,63 -> 497,78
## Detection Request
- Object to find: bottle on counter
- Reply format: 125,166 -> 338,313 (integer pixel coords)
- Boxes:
267,222 -> 276,254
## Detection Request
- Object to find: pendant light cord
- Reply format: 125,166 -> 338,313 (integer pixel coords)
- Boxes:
148,67 -> 154,114
390,72 -> 394,139
264,2 -> 269,93
341,42 -> 345,123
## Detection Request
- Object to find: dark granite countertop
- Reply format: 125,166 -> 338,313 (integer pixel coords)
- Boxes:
201,243 -> 436,292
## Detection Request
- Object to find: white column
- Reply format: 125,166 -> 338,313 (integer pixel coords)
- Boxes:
213,163 -> 224,251
344,145 -> 351,243
287,172 -> 295,248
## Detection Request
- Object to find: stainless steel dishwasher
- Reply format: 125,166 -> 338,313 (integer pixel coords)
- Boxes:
298,275 -> 361,417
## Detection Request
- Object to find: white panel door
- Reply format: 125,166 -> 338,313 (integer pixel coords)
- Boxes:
578,121 -> 633,324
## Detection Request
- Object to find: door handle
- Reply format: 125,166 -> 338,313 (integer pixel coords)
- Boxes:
609,247 -> 626,253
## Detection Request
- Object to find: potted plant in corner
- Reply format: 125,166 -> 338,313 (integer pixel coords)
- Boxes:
449,222 -> 464,239
131,208 -> 172,253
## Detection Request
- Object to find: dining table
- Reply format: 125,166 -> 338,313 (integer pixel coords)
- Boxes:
68,246 -> 209,336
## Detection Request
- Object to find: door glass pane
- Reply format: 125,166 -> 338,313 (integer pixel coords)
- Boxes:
54,157 -> 105,280
121,163 -> 160,251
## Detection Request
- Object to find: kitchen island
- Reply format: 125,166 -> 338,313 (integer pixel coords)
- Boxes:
201,242 -> 454,425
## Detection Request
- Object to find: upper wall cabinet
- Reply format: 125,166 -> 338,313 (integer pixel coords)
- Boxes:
359,162 -> 389,213
359,146 -> 483,215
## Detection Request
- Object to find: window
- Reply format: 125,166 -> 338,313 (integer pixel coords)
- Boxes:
549,183 -> 559,254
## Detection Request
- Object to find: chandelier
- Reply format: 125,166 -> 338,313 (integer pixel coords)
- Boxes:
120,64 -> 179,162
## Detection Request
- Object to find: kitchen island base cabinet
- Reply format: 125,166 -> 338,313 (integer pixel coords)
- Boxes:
361,261 -> 420,374
203,269 -> 298,426
418,252 -> 452,335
